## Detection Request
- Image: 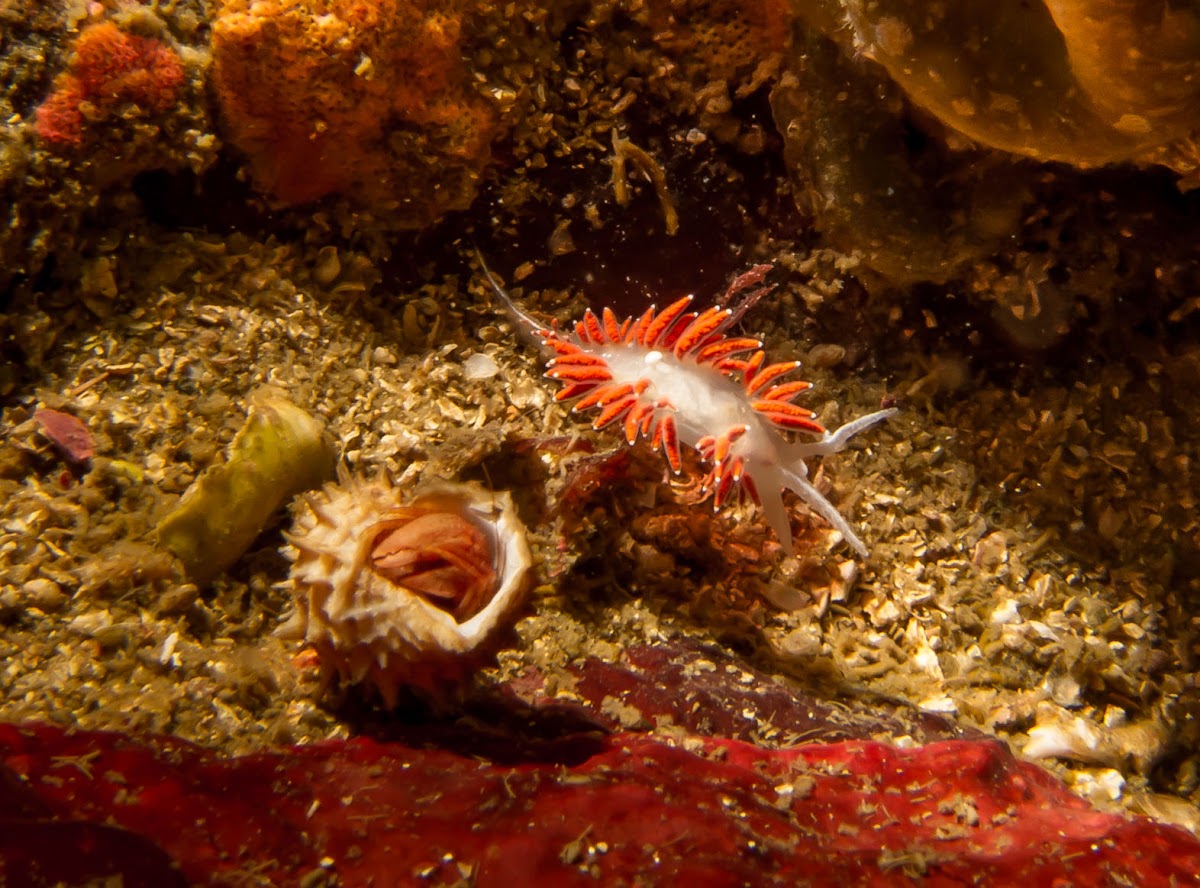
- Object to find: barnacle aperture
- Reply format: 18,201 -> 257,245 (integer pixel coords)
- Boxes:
281,477 -> 532,707
370,508 -> 497,621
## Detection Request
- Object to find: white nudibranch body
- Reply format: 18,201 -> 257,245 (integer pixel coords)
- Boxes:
479,259 -> 896,558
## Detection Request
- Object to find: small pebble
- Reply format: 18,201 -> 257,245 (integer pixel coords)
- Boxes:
313,246 -> 341,285
156,584 -> 200,616
807,344 -> 847,369
462,352 -> 499,380
22,578 -> 68,612
34,408 -> 95,463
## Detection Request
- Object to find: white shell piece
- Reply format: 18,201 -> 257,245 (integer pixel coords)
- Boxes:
462,351 -> 500,380
280,475 -> 533,706
1023,715 -> 1104,763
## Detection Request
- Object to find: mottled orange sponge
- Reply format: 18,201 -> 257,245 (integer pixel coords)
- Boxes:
34,21 -> 185,148
210,0 -> 497,220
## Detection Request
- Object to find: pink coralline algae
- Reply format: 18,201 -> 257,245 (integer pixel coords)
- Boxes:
33,21 -> 185,148
2,719 -> 1199,886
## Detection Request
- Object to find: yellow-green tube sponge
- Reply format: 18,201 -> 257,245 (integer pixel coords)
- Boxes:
158,388 -> 336,584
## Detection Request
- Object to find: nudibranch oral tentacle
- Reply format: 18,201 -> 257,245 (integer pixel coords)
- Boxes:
477,255 -> 897,558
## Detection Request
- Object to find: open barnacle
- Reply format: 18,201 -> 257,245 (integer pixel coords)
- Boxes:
279,475 -> 532,707
370,504 -> 498,622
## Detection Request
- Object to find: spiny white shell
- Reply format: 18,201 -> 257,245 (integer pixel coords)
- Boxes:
280,475 -> 532,706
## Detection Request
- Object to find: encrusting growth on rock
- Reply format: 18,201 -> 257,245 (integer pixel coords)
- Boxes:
209,0 -> 497,218
34,21 -> 185,148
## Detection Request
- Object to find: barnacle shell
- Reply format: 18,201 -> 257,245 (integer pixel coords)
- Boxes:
280,475 -> 532,706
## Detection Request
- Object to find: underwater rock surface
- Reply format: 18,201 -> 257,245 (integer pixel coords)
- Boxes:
3,715 -> 1199,885
3,0 -> 1200,875
774,0 -> 1200,285
839,0 -> 1200,168
0,2 -> 214,296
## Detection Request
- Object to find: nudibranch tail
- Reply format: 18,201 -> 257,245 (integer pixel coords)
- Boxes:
779,406 -> 898,558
